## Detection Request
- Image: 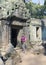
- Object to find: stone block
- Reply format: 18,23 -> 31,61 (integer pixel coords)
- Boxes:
0,58 -> 4,65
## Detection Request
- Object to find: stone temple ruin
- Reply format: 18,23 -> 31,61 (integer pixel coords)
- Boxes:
0,0 -> 30,65
0,1 -> 46,64
0,0 -> 30,54
29,18 -> 46,54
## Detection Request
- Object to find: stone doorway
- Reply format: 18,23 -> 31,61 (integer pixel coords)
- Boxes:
11,26 -> 20,47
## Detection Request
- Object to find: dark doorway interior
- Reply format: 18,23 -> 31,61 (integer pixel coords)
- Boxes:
11,27 -> 19,47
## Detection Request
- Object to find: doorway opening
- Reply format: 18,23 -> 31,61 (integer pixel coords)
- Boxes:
36,27 -> 39,38
11,27 -> 19,47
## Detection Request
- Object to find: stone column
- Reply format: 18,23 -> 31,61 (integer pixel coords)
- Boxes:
17,29 -> 23,42
1,23 -> 8,55
1,20 -> 11,55
0,21 -> 2,55
8,26 -> 11,44
1,23 -> 6,55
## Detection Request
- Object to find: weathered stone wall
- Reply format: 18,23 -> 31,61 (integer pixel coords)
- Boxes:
0,0 -> 29,19
0,21 -> 2,43
29,19 -> 45,54
0,21 -> 2,54
0,20 -> 11,55
29,19 -> 42,44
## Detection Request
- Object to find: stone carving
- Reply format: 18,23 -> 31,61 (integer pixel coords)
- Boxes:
0,0 -> 30,19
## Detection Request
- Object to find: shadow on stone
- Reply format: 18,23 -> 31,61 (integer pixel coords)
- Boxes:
42,43 -> 46,56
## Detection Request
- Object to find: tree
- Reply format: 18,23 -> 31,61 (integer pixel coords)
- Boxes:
23,0 -> 25,3
44,0 -> 46,5
26,1 -> 46,18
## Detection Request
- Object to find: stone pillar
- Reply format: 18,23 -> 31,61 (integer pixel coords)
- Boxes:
1,23 -> 7,55
17,29 -> 23,42
6,25 -> 9,45
0,21 -> 2,55
2,24 -> 10,45
8,26 -> 11,44
1,20 -> 11,55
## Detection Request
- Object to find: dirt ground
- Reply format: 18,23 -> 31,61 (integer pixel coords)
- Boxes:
16,49 -> 46,65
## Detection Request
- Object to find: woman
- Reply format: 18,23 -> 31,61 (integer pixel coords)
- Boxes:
21,35 -> 26,52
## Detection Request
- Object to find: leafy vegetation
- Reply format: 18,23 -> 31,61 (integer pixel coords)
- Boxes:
25,1 -> 46,19
44,0 -> 46,5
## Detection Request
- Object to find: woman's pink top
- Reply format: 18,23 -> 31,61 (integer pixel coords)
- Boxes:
21,36 -> 26,42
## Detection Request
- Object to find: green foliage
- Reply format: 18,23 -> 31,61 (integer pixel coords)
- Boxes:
25,1 -> 46,19
44,0 -> 46,5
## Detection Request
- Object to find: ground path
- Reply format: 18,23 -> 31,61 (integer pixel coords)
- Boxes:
16,49 -> 46,65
